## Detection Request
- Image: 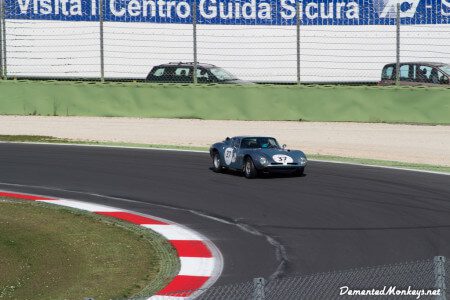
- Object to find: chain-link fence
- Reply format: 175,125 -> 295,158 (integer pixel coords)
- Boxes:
0,0 -> 450,83
148,256 -> 448,299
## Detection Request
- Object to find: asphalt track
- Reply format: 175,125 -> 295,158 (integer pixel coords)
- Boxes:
1,143 -> 450,286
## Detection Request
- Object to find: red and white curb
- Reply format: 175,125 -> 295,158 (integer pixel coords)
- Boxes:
0,191 -> 223,299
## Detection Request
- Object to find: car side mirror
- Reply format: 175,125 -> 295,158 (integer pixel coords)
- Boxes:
225,137 -> 230,141
282,144 -> 287,149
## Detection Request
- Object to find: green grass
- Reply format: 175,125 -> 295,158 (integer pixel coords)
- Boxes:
0,198 -> 179,299
0,135 -> 208,151
1,134 -> 449,174
0,135 -> 72,143
307,154 -> 450,173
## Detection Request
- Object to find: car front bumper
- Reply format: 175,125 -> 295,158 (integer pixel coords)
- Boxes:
258,164 -> 306,173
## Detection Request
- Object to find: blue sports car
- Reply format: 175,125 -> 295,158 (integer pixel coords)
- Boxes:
209,136 -> 307,178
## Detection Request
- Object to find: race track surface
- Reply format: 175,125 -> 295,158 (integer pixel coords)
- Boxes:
1,143 -> 450,286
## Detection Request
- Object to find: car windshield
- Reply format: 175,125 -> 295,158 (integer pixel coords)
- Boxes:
440,65 -> 450,75
241,137 -> 280,149
210,67 -> 238,81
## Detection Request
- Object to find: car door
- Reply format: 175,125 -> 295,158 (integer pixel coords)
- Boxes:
222,138 -> 240,169
391,64 -> 417,85
430,67 -> 449,85
231,138 -> 245,169
399,64 -> 414,83
436,68 -> 450,84
174,67 -> 192,83
161,67 -> 177,83
415,64 -> 432,83
196,68 -> 213,84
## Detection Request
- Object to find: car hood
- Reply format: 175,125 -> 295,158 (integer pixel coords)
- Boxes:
251,148 -> 306,160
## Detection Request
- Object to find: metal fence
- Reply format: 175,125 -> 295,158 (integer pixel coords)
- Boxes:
0,0 -> 450,83
149,256 -> 449,300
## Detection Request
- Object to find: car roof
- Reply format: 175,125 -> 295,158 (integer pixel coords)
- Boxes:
152,62 -> 217,68
232,136 -> 277,139
383,62 -> 447,67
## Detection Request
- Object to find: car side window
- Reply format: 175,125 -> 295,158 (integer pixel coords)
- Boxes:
233,138 -> 240,148
439,71 -> 450,84
241,138 -> 258,149
415,65 -> 432,83
382,66 -> 394,80
162,67 -> 177,80
197,68 -> 209,79
152,68 -> 165,77
175,68 -> 191,77
430,68 -> 448,84
399,65 -> 411,81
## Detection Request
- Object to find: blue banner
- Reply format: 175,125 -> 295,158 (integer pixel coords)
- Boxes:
5,0 -> 450,25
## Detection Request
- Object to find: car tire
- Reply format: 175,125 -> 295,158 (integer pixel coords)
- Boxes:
244,157 -> 257,179
293,167 -> 305,177
212,152 -> 223,173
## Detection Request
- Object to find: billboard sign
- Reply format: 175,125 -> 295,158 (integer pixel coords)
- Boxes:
5,0 -> 450,25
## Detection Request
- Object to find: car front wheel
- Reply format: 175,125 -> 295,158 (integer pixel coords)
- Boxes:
293,167 -> 305,176
244,158 -> 257,179
212,152 -> 222,173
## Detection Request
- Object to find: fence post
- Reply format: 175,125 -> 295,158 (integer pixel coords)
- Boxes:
0,0 -> 6,80
296,1 -> 301,85
395,3 -> 400,86
192,0 -> 198,84
434,256 -> 446,300
253,277 -> 266,300
99,0 -> 105,82
0,0 -> 3,79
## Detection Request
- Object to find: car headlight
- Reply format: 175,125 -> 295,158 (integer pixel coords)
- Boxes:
259,156 -> 268,165
299,157 -> 307,165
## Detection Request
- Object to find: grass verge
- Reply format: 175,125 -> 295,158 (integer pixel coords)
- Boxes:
0,134 -> 449,174
306,154 -> 450,174
0,198 -> 179,299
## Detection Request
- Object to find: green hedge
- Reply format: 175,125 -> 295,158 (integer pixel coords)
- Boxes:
1,80 -> 449,124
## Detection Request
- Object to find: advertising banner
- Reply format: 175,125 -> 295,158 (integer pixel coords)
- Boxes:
5,0 -> 450,25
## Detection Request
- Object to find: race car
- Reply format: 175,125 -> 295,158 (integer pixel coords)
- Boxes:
209,136 -> 307,178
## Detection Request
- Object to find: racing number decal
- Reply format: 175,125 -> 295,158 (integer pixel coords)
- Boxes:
278,156 -> 287,164
224,147 -> 234,165
272,155 -> 293,166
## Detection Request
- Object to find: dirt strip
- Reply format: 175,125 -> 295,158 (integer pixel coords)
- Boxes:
1,116 -> 449,167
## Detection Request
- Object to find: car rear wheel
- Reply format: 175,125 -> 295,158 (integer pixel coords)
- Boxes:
212,152 -> 222,173
244,158 -> 257,179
